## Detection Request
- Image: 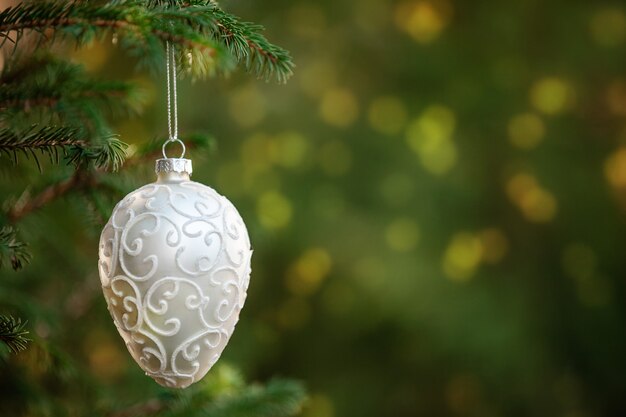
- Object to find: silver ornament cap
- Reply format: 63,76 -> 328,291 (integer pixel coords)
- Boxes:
155,158 -> 193,176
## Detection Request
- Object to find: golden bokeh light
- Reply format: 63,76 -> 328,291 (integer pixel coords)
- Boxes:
83,330 -> 126,381
440,228 -> 508,282
414,105 -> 456,140
530,77 -> 575,115
270,131 -> 311,169
478,228 -> 509,264
507,113 -> 546,150
445,374 -> 482,414
604,147 -> 626,189
506,173 -> 558,223
606,80 -> 626,116
385,217 -> 420,252
406,105 -> 458,175
285,248 -> 333,296
590,8 -> 626,46
394,1 -> 453,44
319,88 -> 359,128
257,191 -> 293,230
442,232 -> 483,282
302,394 -> 335,417
368,96 -> 409,135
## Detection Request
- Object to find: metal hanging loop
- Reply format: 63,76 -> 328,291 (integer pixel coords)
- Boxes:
162,138 -> 186,159
164,40 -> 182,156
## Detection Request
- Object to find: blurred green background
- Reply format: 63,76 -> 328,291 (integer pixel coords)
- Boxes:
3,0 -> 626,416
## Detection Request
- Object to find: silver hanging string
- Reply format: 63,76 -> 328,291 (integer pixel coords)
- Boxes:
166,40 -> 178,141
163,40 -> 186,159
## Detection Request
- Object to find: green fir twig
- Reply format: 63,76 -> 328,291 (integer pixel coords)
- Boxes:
203,379 -> 307,417
0,126 -> 127,172
0,315 -> 30,354
0,55 -> 145,133
151,1 -> 295,82
108,376 -> 305,417
0,226 -> 31,270
0,1 -> 294,82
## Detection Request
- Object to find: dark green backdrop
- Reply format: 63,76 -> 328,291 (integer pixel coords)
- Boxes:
3,0 -> 626,416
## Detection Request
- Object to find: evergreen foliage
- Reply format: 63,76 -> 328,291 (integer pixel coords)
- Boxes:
105,369 -> 306,417
0,315 -> 29,355
0,54 -> 144,132
0,226 -> 30,271
0,126 -> 127,171
0,0 -> 294,81
202,379 -> 307,417
0,1 -> 303,415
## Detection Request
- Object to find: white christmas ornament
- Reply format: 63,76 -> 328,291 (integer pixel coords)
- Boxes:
98,156 -> 252,388
98,41 -> 252,388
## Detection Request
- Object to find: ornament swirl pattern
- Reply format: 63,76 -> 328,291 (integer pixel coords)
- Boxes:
98,178 -> 252,389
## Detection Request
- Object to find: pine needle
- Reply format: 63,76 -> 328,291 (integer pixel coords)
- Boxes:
0,315 -> 30,354
0,226 -> 31,271
203,379 -> 307,417
0,126 -> 128,172
0,54 -> 146,133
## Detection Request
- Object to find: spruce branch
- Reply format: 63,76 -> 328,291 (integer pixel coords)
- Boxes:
67,134 -> 128,172
0,127 -> 127,172
149,1 -> 295,82
0,0 -> 230,78
0,315 -> 30,354
203,379 -> 307,417
199,2 -> 295,83
107,377 -> 305,417
0,1 -> 293,82
8,170 -> 93,222
0,126 -> 82,171
109,399 -> 166,417
0,226 -> 31,270
0,55 -> 145,132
